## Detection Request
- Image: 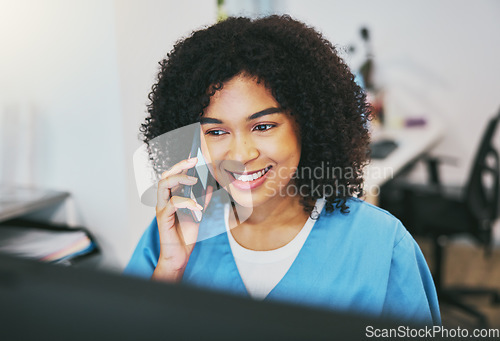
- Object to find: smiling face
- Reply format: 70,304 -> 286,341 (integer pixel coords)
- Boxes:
200,74 -> 301,208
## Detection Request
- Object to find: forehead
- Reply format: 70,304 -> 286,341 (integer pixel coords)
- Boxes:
205,75 -> 279,117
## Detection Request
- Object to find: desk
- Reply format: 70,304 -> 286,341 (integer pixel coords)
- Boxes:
364,118 -> 445,204
0,186 -> 69,223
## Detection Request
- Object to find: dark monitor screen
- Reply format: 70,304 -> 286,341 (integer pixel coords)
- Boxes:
0,254 -> 400,341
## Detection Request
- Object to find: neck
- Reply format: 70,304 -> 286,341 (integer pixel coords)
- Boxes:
229,192 -> 310,231
227,192 -> 312,251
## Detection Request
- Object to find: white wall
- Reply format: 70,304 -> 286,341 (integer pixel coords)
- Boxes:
0,0 -> 128,269
0,0 -> 216,270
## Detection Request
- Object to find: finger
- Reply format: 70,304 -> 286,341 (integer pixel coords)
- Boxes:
171,196 -> 203,211
157,174 -> 198,209
161,157 -> 198,180
160,174 -> 198,190
157,181 -> 171,210
158,196 -> 203,217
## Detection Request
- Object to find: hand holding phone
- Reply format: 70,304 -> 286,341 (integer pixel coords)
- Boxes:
133,123 -> 217,282
153,156 -> 213,283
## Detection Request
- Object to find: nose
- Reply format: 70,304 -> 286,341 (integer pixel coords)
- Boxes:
227,134 -> 260,165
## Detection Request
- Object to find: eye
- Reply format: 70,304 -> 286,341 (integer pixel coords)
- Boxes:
205,129 -> 227,136
253,123 -> 275,132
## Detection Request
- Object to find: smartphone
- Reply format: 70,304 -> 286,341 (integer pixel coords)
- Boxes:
182,125 -> 210,222
133,123 -> 215,216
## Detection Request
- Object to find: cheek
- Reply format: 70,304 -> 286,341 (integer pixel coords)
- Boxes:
200,137 -> 211,163
201,139 -> 230,183
200,137 -> 217,179
270,130 -> 301,163
264,132 -> 301,181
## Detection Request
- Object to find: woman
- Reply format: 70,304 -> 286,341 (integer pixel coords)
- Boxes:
124,15 -> 440,325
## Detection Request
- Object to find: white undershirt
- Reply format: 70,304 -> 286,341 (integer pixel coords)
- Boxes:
225,199 -> 325,300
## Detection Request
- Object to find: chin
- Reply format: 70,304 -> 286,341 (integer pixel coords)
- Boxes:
225,185 -> 255,208
228,188 -> 281,210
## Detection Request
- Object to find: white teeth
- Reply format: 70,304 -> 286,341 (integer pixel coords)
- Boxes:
232,167 -> 270,182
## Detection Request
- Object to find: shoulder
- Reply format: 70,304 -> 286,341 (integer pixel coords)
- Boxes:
314,199 -> 440,325
319,197 -> 408,245
123,218 -> 160,278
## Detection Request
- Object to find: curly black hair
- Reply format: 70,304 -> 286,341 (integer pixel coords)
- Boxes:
141,15 -> 370,214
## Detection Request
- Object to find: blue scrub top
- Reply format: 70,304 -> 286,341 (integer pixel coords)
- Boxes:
124,197 -> 441,326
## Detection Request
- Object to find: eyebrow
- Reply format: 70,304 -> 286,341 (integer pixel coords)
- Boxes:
199,107 -> 282,125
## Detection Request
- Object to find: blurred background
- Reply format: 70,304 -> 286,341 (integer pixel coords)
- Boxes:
1,0 -> 499,327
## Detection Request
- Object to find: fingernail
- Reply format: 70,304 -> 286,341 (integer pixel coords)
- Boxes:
196,203 -> 203,210
188,157 -> 198,163
187,176 -> 198,182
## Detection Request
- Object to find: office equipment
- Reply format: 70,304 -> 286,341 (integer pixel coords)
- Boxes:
0,187 -> 98,265
364,117 -> 444,207
380,110 -> 500,327
370,138 -> 398,159
0,220 -> 97,263
0,254 -> 401,341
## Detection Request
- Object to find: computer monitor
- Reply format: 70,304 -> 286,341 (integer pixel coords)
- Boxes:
0,254 -> 398,340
